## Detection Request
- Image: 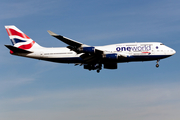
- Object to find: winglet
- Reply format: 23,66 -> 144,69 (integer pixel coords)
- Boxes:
47,30 -> 58,36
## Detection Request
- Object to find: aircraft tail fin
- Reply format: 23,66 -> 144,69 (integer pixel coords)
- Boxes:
5,25 -> 42,50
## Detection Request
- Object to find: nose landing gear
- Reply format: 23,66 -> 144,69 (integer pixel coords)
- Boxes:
156,59 -> 160,68
156,64 -> 159,68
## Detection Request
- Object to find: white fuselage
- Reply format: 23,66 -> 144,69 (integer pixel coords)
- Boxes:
13,42 -> 176,64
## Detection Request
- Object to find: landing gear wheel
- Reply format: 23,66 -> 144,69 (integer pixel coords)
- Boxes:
156,59 -> 160,68
156,64 -> 159,68
97,69 -> 100,73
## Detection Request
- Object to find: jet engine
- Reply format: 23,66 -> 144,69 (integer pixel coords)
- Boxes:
78,47 -> 95,53
103,53 -> 118,59
104,63 -> 117,69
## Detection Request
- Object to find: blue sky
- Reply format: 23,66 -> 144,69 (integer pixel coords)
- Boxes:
0,0 -> 180,120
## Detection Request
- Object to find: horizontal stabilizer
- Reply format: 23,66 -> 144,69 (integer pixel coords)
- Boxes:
5,45 -> 33,53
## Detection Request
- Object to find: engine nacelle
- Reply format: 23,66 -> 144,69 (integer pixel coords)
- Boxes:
104,63 -> 117,69
78,47 -> 95,53
103,53 -> 118,59
84,64 -> 91,70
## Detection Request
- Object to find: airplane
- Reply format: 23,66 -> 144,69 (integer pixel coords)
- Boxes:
4,25 -> 176,73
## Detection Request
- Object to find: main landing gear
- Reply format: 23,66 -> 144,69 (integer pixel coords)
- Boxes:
96,64 -> 102,73
97,67 -> 102,73
84,63 -> 102,73
156,59 -> 160,68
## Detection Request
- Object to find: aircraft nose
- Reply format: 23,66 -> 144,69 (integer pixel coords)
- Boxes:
172,49 -> 176,55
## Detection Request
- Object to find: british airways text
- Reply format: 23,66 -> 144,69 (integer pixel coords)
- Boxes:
116,45 -> 151,52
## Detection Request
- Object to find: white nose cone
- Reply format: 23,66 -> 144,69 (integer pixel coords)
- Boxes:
172,49 -> 176,55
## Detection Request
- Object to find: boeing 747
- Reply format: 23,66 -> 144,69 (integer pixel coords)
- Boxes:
5,26 -> 176,73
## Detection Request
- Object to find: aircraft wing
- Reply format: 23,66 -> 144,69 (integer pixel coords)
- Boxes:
47,30 -> 103,55
47,30 -> 128,64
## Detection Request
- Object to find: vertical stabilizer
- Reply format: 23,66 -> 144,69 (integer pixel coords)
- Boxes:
5,25 -> 42,50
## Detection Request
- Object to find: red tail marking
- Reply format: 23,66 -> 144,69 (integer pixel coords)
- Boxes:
18,41 -> 35,50
6,28 -> 30,39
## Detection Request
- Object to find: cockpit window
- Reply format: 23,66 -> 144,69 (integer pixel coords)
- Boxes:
160,43 -> 164,45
